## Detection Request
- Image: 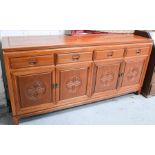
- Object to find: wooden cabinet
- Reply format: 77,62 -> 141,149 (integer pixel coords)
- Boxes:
2,34 -> 153,124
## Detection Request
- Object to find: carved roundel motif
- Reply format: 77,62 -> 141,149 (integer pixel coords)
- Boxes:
66,76 -> 82,93
26,80 -> 46,101
127,68 -> 139,81
100,72 -> 114,86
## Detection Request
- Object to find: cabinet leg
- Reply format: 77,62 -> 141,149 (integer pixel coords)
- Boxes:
12,116 -> 19,125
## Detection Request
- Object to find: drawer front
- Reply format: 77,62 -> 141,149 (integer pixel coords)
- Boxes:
57,52 -> 93,64
94,49 -> 124,60
126,47 -> 150,57
10,55 -> 54,69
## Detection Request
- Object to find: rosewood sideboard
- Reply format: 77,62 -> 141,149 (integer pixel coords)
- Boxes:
2,34 -> 153,124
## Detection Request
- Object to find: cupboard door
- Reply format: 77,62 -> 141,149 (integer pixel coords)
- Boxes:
93,59 -> 122,94
56,62 -> 92,103
12,67 -> 55,114
122,57 -> 146,87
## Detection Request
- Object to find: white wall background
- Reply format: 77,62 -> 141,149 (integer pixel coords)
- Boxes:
0,30 -> 65,37
0,30 -> 65,106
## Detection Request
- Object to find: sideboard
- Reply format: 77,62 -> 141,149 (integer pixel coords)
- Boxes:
2,34 -> 153,124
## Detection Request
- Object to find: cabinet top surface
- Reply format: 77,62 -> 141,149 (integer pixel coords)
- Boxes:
2,34 -> 153,52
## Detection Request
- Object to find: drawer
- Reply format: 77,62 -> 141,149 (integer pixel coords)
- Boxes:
10,55 -> 54,69
56,52 -> 93,64
126,47 -> 150,57
94,49 -> 124,60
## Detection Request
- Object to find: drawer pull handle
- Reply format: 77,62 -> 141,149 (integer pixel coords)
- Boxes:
107,52 -> 113,57
28,58 -> 37,65
136,49 -> 141,55
72,54 -> 80,61
119,73 -> 124,77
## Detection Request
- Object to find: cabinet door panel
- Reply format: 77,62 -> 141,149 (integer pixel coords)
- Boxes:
18,73 -> 52,108
93,60 -> 122,94
59,69 -> 87,100
122,58 -> 145,87
12,67 -> 55,114
56,62 -> 92,103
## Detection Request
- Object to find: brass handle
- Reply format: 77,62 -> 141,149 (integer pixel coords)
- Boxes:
72,54 -> 80,61
52,83 -> 59,89
136,49 -> 141,55
28,58 -> 37,65
107,52 -> 113,57
119,73 -> 124,77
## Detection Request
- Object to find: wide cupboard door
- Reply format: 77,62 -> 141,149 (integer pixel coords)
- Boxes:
121,57 -> 146,87
56,62 -> 92,104
92,59 -> 122,96
11,67 -> 55,115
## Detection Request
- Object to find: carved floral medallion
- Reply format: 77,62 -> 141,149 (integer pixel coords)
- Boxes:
26,80 -> 46,101
100,72 -> 114,86
66,76 -> 82,93
127,68 -> 139,81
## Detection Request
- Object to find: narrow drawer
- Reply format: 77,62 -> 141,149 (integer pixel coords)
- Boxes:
126,47 -> 150,57
57,52 -> 93,64
10,55 -> 54,69
94,49 -> 124,60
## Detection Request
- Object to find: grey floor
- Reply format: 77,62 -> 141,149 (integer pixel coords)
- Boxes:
1,93 -> 155,125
